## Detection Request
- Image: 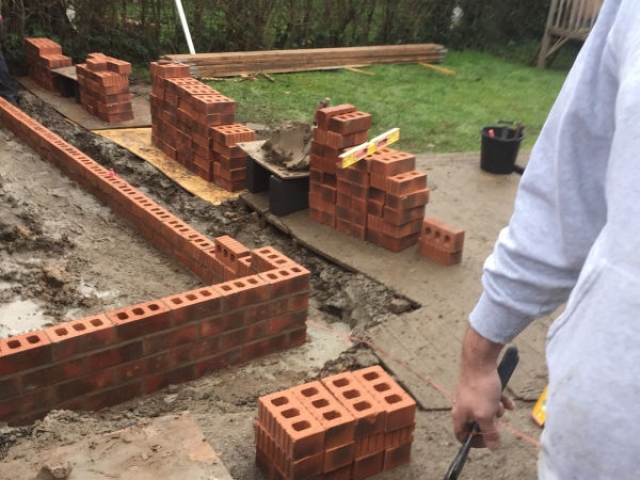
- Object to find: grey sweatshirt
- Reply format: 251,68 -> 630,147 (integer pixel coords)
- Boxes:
469,0 -> 640,478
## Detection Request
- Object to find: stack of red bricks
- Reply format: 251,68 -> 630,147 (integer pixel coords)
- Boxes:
418,217 -> 465,265
366,150 -> 429,252
256,365 -> 416,480
24,38 -> 72,92
76,53 -> 134,123
309,103 -> 430,252
309,104 -> 368,234
149,60 -> 255,191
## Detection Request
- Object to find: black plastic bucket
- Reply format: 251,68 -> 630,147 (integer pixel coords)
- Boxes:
480,125 -> 525,174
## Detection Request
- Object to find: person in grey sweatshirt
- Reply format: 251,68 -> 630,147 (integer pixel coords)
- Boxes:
451,0 -> 640,478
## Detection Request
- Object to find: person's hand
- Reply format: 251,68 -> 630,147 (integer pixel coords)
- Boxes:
451,327 -> 515,450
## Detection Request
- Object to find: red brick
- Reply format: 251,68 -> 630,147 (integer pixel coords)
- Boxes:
325,130 -> 368,149
353,366 -> 416,430
210,124 -> 256,146
419,217 -> 465,253
289,327 -> 307,348
258,390 -> 325,459
385,423 -> 415,449
87,340 -> 144,372
237,255 -> 255,277
417,242 -> 463,265
215,235 -> 251,269
259,266 -> 311,299
354,432 -> 386,458
116,352 -> 173,382
0,331 -> 52,376
0,376 -> 22,401
84,381 -> 143,412
324,442 -> 354,473
269,310 -> 307,335
144,364 -> 197,394
385,188 -> 430,210
286,293 -> 309,312
250,246 -> 297,272
0,387 -> 54,424
44,314 -> 114,360
246,298 -> 290,323
243,333 -> 289,362
145,324 -> 198,353
162,287 -> 222,325
150,61 -> 191,79
315,104 -> 357,130
106,58 -> 132,75
196,348 -> 243,375
385,170 -> 427,195
321,372 -> 386,439
368,148 -> 416,176
290,381 -> 356,449
324,465 -> 351,480
383,205 -> 425,226
220,320 -> 269,350
329,111 -> 373,135
383,442 -> 412,470
382,219 -> 422,239
336,166 -> 369,186
352,450 -> 384,480
106,301 -> 172,340
367,229 -> 420,253
213,275 -> 269,311
56,369 -> 115,403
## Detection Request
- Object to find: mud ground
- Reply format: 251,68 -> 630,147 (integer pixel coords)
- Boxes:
0,87 -> 540,479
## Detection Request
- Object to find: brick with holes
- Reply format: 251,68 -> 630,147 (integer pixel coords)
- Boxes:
290,381 -> 356,449
321,371 -> 386,439
419,217 -> 465,255
257,390 -> 325,460
352,365 -> 417,430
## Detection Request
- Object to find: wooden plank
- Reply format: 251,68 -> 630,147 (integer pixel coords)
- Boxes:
166,44 -> 447,78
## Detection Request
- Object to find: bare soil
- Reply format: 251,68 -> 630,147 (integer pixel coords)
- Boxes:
0,87 -> 539,480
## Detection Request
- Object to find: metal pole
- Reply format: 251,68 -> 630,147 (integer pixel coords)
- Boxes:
174,0 -> 196,54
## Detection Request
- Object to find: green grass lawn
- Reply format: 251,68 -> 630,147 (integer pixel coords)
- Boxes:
207,50 -> 569,154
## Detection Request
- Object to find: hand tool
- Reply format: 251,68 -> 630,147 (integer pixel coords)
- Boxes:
443,346 -> 520,480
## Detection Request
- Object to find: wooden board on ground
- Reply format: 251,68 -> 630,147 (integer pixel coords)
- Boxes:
241,150 -> 551,409
17,76 -> 151,130
0,412 -> 234,480
237,140 -> 309,179
165,44 -> 448,78
95,127 -> 239,205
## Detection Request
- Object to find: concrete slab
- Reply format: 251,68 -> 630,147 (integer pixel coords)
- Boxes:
0,412 -> 233,480
17,76 -> 152,130
96,127 -> 239,205
242,150 -> 551,409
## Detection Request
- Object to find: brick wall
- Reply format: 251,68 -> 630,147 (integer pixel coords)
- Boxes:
0,97 -> 309,426
149,61 -> 255,191
256,365 -> 416,480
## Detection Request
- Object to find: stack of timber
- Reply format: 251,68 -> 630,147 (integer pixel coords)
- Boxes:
165,44 -> 447,78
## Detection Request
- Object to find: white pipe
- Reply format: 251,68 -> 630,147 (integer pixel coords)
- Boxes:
174,0 -> 196,54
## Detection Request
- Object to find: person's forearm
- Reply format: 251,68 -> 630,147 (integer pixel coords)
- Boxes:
460,326 -> 504,374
